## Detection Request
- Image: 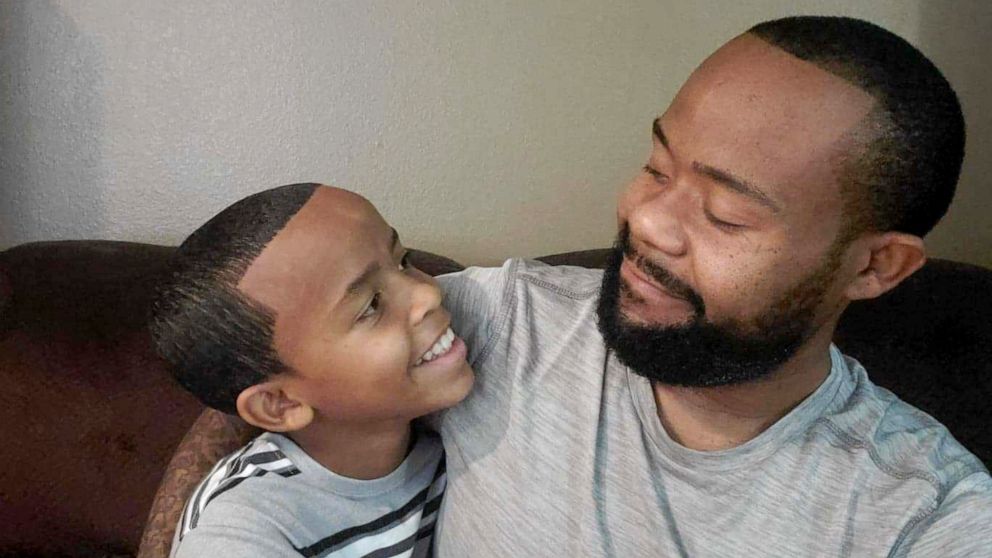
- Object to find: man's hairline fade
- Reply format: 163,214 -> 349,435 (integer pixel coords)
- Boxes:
745,16 -> 965,241
742,30 -> 887,243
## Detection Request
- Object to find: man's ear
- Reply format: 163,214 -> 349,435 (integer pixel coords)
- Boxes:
235,379 -> 314,433
844,231 -> 926,301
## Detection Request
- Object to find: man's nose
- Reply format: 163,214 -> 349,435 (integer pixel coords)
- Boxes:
626,185 -> 690,258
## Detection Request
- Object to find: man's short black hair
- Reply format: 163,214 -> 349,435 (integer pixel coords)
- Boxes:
150,183 -> 320,414
749,16 -> 965,237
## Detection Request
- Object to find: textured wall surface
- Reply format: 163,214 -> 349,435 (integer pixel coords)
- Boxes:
1,0 -> 988,266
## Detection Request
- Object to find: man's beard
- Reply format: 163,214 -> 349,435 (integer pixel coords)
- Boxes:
595,226 -> 843,387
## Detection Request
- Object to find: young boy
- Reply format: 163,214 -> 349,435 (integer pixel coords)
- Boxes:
150,183 -> 474,558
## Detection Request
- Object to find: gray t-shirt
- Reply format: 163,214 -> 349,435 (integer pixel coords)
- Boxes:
170,430 -> 446,558
434,259 -> 992,557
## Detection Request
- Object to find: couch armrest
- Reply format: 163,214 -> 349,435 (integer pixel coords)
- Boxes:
137,409 -> 258,558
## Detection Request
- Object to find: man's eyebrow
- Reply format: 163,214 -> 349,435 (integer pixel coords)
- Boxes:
653,118 -> 780,213
692,162 -> 781,213
390,228 -> 399,251
652,118 -> 669,149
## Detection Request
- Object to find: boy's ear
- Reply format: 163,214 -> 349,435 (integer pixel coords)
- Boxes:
235,379 -> 314,433
844,231 -> 926,302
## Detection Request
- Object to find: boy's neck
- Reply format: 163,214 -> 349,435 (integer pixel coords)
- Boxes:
288,418 -> 413,480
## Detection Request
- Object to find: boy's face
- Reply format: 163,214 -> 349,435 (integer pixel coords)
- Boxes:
238,186 -> 474,424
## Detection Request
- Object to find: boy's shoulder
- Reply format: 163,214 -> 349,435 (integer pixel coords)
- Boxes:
171,430 -> 447,557
175,432 -> 303,541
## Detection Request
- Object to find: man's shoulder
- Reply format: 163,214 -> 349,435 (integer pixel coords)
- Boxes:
481,259 -> 603,333
799,356 -> 992,553
446,257 -> 601,285
512,258 -> 604,300
439,258 -> 601,339
438,259 -> 605,375
443,258 -> 602,301
821,356 -> 988,493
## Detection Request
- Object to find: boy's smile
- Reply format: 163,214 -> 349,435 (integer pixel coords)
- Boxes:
236,186 -> 474,426
413,326 -> 465,367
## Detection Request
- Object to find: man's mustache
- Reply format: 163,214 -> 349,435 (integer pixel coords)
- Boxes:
617,226 -> 706,316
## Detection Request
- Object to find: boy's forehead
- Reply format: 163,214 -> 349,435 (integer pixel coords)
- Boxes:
236,186 -> 389,314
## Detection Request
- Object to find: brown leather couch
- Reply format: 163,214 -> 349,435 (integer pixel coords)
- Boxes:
2,240 -> 990,557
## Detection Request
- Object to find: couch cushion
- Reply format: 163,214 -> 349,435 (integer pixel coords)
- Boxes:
0,265 -> 10,317
0,241 -> 203,557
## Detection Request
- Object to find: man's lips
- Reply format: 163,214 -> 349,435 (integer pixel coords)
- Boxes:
620,257 -> 688,303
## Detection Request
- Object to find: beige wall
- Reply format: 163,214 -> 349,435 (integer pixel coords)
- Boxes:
914,1 -> 992,267
1,0 -> 988,266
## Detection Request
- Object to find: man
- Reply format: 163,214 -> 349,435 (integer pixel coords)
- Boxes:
141,16 -> 991,557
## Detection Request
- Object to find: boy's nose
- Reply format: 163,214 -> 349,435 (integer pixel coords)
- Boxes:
407,274 -> 442,326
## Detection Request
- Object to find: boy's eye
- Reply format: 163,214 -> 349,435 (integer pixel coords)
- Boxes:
358,292 -> 381,320
399,251 -> 412,271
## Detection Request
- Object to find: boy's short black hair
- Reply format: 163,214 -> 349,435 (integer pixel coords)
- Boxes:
150,183 -> 320,414
749,16 -> 965,237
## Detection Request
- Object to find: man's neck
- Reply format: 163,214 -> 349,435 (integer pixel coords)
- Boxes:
652,334 -> 835,452
289,418 -> 413,480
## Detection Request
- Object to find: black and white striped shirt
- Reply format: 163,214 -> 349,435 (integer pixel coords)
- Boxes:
170,430 -> 445,558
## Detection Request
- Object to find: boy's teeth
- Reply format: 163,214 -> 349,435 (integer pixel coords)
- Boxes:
415,327 -> 455,366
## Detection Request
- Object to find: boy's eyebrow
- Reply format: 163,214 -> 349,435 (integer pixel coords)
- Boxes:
344,261 -> 381,297
337,229 -> 400,307
339,229 -> 398,302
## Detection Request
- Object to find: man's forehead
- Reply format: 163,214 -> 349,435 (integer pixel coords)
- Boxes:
659,34 -> 876,205
672,35 -> 875,144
